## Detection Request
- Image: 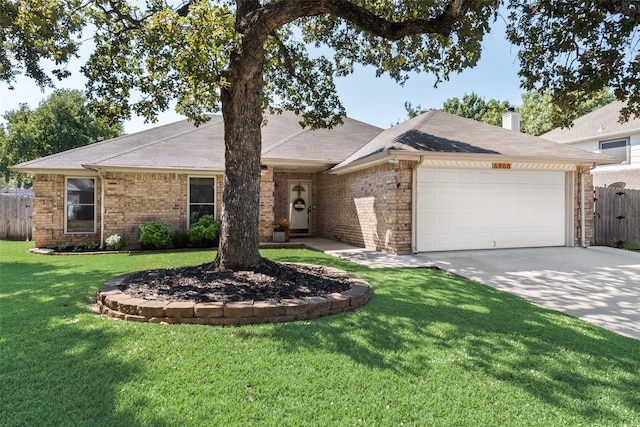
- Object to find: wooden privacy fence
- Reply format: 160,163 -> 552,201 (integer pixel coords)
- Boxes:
0,193 -> 33,241
593,186 -> 640,246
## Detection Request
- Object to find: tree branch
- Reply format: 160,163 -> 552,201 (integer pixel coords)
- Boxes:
269,31 -> 297,77
175,1 -> 194,17
102,0 -> 143,27
95,0 -> 196,30
598,0 -> 640,24
254,0 -> 473,40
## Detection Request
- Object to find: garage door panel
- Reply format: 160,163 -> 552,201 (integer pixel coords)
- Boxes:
476,171 -> 496,184
538,209 -> 566,226
437,170 -> 458,183
495,173 -> 515,185
512,173 -> 531,184
417,168 -> 566,252
474,210 -> 496,226
457,170 -> 476,184
458,188 -> 477,203
439,191 -> 458,207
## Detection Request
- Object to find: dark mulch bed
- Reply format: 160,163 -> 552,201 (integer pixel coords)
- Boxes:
119,260 -> 354,303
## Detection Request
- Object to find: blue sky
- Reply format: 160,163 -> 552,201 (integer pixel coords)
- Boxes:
0,14 -> 523,134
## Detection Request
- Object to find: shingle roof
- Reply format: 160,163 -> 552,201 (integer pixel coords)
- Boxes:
335,110 -> 614,169
13,109 -> 615,175
260,112 -> 382,165
12,116 -> 226,172
11,112 -> 381,173
541,101 -> 640,143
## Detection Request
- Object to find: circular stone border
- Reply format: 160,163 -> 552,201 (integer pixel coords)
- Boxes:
96,267 -> 371,326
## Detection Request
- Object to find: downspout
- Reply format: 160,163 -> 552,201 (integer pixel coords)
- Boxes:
97,168 -> 105,249
580,170 -> 586,248
411,156 -> 426,253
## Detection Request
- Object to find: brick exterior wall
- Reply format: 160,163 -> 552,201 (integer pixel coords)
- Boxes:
259,167 -> 275,242
32,174 -> 101,248
31,163 -> 593,253
102,171 -> 195,248
31,171 -> 224,249
574,166 -> 595,246
314,161 -> 414,254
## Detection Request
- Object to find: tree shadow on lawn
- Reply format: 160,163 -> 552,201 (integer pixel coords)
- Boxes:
0,259 -> 155,426
241,259 -> 640,423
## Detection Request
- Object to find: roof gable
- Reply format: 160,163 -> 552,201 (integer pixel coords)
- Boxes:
12,112 -> 381,173
392,129 -> 499,154
260,112 -> 381,164
334,110 -> 615,170
541,101 -> 640,143
11,116 -> 226,171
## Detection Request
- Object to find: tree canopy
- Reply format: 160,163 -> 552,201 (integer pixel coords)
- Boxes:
519,89 -> 615,136
0,0 -> 84,88
440,92 -> 511,127
405,88 -> 616,136
505,0 -> 639,125
0,89 -> 123,187
403,93 -> 511,126
1,0 -> 638,270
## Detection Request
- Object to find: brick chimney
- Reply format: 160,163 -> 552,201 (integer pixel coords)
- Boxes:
502,107 -> 520,132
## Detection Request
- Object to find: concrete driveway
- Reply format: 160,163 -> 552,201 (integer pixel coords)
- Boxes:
416,247 -> 640,340
296,239 -> 640,340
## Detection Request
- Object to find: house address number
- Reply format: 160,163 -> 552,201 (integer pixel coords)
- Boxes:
492,162 -> 512,169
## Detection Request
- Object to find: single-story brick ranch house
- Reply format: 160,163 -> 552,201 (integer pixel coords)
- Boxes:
12,110 -> 617,253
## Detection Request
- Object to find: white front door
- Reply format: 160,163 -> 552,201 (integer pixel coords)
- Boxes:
288,181 -> 311,234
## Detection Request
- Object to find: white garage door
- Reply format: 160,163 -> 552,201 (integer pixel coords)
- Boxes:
416,168 -> 567,252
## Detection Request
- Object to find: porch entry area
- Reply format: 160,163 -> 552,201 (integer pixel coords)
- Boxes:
288,180 -> 311,235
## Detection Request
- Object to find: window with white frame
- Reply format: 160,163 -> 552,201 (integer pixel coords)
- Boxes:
188,177 -> 216,226
599,138 -> 630,163
65,177 -> 96,233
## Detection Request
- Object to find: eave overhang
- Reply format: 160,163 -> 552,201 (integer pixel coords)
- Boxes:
81,164 -> 225,175
548,128 -> 640,145
8,166 -> 97,176
261,158 -> 337,173
329,149 -> 619,175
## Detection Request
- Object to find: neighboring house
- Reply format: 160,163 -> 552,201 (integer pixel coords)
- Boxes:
11,110 -> 615,253
542,101 -> 640,189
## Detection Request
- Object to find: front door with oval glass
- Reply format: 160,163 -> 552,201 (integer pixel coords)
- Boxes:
288,181 -> 311,235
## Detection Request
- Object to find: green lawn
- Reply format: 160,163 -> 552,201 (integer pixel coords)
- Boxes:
1,240 -> 638,426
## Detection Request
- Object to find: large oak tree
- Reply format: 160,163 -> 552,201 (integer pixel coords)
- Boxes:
2,0 -> 638,270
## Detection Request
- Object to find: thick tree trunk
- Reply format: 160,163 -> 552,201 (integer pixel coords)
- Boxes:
210,0 -> 474,271
213,14 -> 267,271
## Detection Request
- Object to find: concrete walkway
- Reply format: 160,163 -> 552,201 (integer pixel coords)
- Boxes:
292,238 -> 640,340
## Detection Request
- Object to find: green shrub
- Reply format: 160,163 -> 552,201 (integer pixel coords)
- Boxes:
172,231 -> 190,249
47,242 -> 72,252
72,243 -> 99,252
139,220 -> 173,250
46,242 -> 99,252
188,215 -> 220,247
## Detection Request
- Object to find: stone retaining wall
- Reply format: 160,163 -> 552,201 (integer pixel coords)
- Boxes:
96,271 -> 371,326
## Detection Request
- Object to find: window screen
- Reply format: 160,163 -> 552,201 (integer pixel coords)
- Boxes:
66,178 -> 95,233
189,177 -> 215,225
